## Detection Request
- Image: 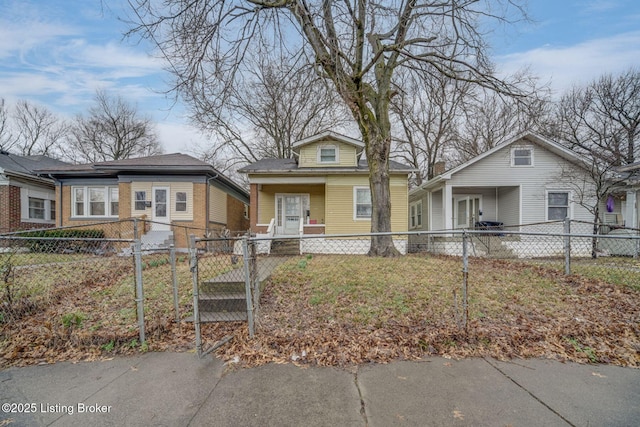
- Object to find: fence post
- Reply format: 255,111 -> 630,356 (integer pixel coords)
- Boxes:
133,218 -> 139,240
564,217 -> 571,275
189,234 -> 202,357
133,237 -> 145,343
461,232 -> 469,332
242,237 -> 255,338
169,243 -> 180,323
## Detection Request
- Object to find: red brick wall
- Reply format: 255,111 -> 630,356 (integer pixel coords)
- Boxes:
226,194 -> 249,233
0,184 -> 55,233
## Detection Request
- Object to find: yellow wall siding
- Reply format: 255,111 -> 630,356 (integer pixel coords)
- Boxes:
130,182 -> 152,218
298,140 -> 359,167
324,175 -> 408,234
257,184 -> 325,224
170,182 -> 193,221
209,185 -> 227,224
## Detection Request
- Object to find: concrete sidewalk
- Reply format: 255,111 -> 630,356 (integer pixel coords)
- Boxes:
1,352 -> 638,426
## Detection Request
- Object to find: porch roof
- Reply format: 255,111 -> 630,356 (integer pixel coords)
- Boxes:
410,132 -> 589,196
239,158 -> 414,174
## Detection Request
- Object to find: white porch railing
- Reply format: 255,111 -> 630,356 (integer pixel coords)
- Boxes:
266,218 -> 276,237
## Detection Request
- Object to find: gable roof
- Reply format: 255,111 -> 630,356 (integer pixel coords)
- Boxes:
292,131 -> 365,150
410,132 -> 587,194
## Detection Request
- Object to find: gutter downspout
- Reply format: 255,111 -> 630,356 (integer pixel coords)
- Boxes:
206,174 -> 219,236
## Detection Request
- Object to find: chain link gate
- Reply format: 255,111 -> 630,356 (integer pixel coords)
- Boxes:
190,235 -> 258,357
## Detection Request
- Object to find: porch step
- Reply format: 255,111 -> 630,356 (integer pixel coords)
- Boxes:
192,257 -> 288,323
474,235 -> 517,258
186,312 -> 247,322
141,230 -> 173,250
270,239 -> 300,256
198,292 -> 246,312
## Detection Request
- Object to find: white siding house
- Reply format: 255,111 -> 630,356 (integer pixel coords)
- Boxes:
409,133 -> 599,237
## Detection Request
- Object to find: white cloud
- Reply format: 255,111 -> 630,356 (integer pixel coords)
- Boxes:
155,121 -> 210,155
496,30 -> 640,95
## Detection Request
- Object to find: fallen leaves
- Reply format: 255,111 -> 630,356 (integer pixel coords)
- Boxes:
1,254 -> 639,369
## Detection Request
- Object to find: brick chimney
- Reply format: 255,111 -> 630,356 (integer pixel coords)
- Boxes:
433,161 -> 446,176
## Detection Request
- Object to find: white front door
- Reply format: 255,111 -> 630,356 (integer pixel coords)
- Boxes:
276,194 -> 307,235
283,195 -> 301,235
453,196 -> 481,229
152,187 -> 171,231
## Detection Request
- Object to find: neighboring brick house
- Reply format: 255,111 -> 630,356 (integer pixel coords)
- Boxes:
0,150 -> 69,234
41,153 -> 250,249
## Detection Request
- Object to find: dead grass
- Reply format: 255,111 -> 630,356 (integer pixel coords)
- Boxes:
217,255 -> 640,368
1,253 -> 639,369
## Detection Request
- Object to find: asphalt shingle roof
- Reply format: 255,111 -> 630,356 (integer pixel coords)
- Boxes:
0,151 -> 69,176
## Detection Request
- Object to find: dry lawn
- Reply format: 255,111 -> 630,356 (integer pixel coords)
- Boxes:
1,253 -> 639,369
218,255 -> 640,368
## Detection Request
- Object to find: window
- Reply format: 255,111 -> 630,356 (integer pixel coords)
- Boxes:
28,197 -> 46,220
548,191 -> 570,221
135,191 -> 147,210
20,188 -> 55,223
511,146 -> 533,166
318,144 -> 338,163
354,187 -> 372,220
175,191 -> 187,212
72,186 -> 119,217
410,200 -> 423,229
110,188 -> 119,217
89,188 -> 105,216
74,187 -> 84,217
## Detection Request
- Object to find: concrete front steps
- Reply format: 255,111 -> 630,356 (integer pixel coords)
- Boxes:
270,238 -> 300,256
190,257 -> 288,323
141,230 -> 174,251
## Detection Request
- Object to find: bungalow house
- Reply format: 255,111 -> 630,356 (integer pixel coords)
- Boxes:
239,131 -> 413,254
40,153 -> 249,249
408,132 -> 615,256
0,150 -> 69,233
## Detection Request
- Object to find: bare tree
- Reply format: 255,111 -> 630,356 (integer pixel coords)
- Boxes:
190,54 -> 349,173
10,100 -> 68,157
128,0 -> 529,255
553,67 -> 640,167
0,99 -> 14,152
451,78 -> 551,165
391,71 -> 468,186
67,90 -> 162,163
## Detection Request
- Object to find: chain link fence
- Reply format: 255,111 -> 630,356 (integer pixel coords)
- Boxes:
0,219 -> 200,366
2,219 -> 639,366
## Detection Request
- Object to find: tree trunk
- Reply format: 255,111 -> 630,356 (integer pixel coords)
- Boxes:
364,124 -> 400,257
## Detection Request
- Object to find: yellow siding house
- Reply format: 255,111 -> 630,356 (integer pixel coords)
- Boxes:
239,131 -> 413,253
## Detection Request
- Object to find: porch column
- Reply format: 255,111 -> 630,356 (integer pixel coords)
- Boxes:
249,183 -> 259,231
625,190 -> 637,228
443,184 -> 453,230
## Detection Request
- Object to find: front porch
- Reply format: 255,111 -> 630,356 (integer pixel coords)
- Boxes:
428,185 -> 521,231
251,182 -> 327,237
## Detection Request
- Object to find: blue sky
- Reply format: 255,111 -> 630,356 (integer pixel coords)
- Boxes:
1,0 -> 639,155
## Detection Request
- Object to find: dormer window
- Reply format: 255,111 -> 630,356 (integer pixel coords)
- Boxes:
511,146 -> 534,167
318,144 -> 338,164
